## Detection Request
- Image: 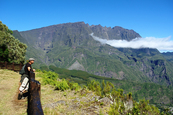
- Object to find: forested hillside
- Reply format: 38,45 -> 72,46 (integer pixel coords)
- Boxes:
162,52 -> 173,63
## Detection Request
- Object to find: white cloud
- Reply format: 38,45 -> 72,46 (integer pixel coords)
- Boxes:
90,33 -> 173,52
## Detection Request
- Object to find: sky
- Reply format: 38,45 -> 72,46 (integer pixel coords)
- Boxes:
0,0 -> 173,52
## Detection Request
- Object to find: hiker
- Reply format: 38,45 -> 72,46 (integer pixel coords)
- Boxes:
18,58 -> 35,100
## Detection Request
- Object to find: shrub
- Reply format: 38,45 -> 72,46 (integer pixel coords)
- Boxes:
36,69 -> 42,72
103,81 -> 111,95
87,80 -> 101,96
39,70 -> 59,86
55,79 -> 70,91
132,99 -> 160,115
108,102 -> 120,115
100,102 -> 104,106
69,82 -> 80,91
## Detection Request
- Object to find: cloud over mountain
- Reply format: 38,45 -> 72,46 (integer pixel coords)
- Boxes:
90,33 -> 173,52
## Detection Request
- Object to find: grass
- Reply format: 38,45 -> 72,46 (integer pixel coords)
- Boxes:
0,69 -> 112,115
0,69 -> 27,115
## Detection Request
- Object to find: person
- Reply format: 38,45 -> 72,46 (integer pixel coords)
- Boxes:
18,58 -> 35,100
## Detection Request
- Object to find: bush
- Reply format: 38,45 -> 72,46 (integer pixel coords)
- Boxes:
108,102 -> 120,115
36,69 -> 42,72
39,70 -> 59,86
111,88 -> 120,99
103,81 -> 112,96
132,99 -> 160,114
87,80 -> 101,96
55,79 -> 69,91
69,82 -> 80,91
38,70 -> 81,91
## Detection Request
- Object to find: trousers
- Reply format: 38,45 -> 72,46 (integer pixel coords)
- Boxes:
19,74 -> 29,92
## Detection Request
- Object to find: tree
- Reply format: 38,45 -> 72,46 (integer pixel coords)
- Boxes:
0,21 -> 27,63
0,44 -> 9,62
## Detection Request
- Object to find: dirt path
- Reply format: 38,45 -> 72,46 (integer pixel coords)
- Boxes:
0,69 -> 27,115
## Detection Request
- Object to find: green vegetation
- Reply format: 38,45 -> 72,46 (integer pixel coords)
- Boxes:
108,99 -> 161,115
0,44 -> 9,62
55,79 -> 70,91
39,65 -> 173,109
37,70 -> 80,91
48,65 -> 115,85
87,80 -> 102,96
36,69 -> 169,114
131,99 -> 160,115
12,30 -> 48,68
0,21 -> 27,63
39,70 -> 59,86
162,52 -> 173,63
86,79 -> 169,114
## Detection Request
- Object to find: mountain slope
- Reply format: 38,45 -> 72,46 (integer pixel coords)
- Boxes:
13,22 -> 173,86
162,52 -> 173,63
13,30 -> 48,68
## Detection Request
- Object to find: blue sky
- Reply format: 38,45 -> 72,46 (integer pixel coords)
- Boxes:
0,0 -> 173,51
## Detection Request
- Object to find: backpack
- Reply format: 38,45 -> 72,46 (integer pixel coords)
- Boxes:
19,64 -> 26,75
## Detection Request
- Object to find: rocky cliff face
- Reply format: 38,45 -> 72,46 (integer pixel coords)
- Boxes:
13,22 -> 173,86
117,48 -> 173,86
90,25 -> 141,41
19,22 -> 141,51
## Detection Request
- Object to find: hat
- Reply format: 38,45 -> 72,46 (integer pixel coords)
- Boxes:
29,58 -> 35,61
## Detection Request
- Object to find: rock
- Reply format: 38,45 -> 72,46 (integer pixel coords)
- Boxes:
86,92 -> 94,97
83,105 -> 100,115
55,100 -> 66,105
68,60 -> 85,71
43,103 -> 57,109
68,101 -> 80,109
72,97 -> 80,102
124,99 -> 133,112
89,96 -> 100,102
168,107 -> 173,114
43,100 -> 66,109
80,96 -> 88,102
99,97 -> 113,105
80,88 -> 87,95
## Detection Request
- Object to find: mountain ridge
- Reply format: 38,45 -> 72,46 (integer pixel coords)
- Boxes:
12,21 -> 173,86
